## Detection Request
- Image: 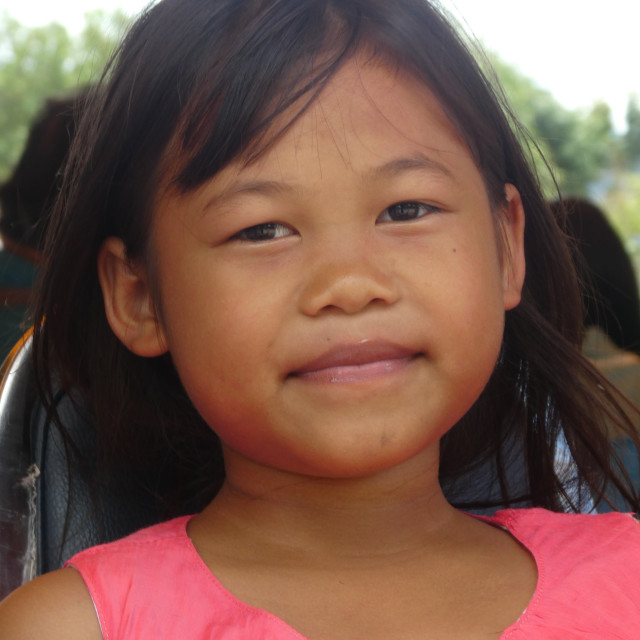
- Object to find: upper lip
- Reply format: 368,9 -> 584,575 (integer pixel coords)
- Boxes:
290,341 -> 419,376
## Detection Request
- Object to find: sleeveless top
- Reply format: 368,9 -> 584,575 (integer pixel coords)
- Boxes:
66,508 -> 640,639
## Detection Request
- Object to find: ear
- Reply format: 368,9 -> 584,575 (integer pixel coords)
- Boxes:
501,184 -> 526,311
97,237 -> 168,357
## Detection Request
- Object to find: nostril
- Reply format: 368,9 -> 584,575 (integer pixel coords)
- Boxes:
299,269 -> 399,317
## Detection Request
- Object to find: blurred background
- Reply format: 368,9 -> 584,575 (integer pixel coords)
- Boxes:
0,0 -> 638,268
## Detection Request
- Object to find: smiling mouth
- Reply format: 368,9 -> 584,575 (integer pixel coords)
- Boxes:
290,343 -> 421,384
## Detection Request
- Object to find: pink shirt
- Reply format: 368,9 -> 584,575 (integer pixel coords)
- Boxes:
67,508 -> 640,638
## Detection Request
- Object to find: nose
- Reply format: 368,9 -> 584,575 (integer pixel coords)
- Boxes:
298,237 -> 400,317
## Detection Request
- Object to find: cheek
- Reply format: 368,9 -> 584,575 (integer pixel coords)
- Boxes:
161,285 -> 253,382
421,231 -> 506,362
153,256 -> 279,417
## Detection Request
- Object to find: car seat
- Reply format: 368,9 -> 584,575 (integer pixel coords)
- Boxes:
0,332 -> 163,599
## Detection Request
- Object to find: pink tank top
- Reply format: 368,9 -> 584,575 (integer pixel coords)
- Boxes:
66,508 -> 640,638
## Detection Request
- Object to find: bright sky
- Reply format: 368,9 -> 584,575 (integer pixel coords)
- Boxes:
1,0 -> 637,131
444,0 -> 638,132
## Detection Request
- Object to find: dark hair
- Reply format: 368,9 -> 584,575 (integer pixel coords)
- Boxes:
33,0 -> 640,522
0,93 -> 87,251
552,198 -> 640,356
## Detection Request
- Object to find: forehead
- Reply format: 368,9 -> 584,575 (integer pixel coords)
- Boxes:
198,57 -> 480,197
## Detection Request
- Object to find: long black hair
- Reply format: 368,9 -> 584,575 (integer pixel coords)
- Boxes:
33,0 -> 640,523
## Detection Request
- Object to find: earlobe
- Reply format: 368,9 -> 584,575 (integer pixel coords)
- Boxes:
501,184 -> 526,311
97,237 -> 168,357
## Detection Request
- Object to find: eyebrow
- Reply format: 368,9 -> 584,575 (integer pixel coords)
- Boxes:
203,151 -> 455,213
202,180 -> 299,214
367,152 -> 455,182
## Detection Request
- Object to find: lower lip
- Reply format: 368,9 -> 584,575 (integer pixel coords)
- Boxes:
294,356 -> 415,384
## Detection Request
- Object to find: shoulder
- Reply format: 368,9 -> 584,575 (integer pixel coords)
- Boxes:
491,507 -> 640,547
0,568 -> 102,640
64,516 -> 202,637
68,515 -> 193,570
492,507 -> 640,539
0,517 -> 193,640
491,508 -> 640,582
489,510 -> 640,632
66,516 -> 195,598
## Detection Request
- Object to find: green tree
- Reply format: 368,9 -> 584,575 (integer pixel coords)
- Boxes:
0,10 -> 129,181
624,96 -> 640,167
604,174 -> 640,274
486,53 -> 616,198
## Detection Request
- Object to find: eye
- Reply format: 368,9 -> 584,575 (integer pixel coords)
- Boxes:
231,222 -> 295,242
377,201 -> 440,223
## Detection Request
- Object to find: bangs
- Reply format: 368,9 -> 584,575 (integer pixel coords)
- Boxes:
157,0 -> 509,212
97,0 -> 513,252
168,1 -> 361,192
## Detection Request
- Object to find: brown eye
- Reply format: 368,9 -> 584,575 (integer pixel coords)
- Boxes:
377,201 -> 439,223
232,222 -> 293,242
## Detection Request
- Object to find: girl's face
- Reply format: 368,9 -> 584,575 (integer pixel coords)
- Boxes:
106,57 -> 525,480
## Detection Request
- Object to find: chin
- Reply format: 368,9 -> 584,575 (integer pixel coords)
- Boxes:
286,438 -> 439,481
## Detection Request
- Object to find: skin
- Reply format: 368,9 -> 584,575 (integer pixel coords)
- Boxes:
0,57 -> 531,639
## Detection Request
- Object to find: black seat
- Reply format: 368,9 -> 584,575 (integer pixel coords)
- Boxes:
0,332 -> 38,597
0,334 -> 164,599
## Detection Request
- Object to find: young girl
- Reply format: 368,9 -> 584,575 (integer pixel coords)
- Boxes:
1,0 -> 640,637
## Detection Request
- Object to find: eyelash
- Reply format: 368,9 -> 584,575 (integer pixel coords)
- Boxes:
230,201 -> 439,243
230,222 -> 294,242
376,201 -> 440,223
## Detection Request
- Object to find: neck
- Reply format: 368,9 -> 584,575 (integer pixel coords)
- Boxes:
195,447 -> 462,562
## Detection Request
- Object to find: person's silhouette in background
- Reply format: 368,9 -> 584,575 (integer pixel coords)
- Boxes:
0,91 -> 86,359
553,198 -> 640,509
